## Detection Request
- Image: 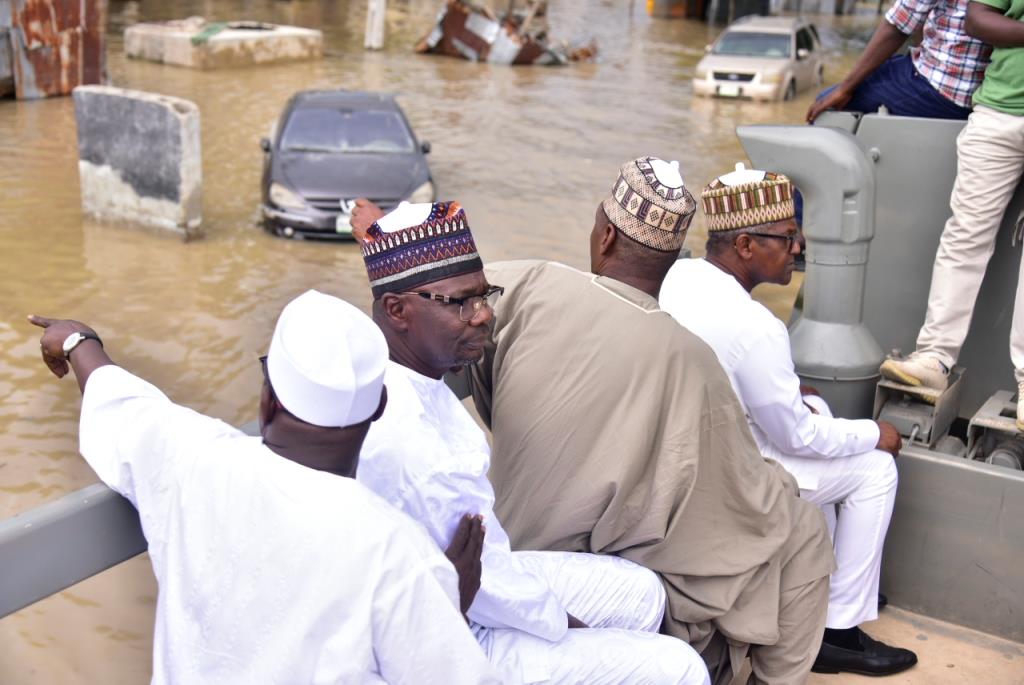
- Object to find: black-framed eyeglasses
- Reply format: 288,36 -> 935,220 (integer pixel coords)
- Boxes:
745,231 -> 797,250
401,285 -> 505,323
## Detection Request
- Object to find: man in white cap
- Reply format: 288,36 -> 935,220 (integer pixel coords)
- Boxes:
352,201 -> 710,685
659,166 -> 917,677
463,157 -> 836,685
27,292 -> 500,685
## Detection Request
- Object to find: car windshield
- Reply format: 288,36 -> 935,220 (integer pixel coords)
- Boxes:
280,108 -> 416,154
713,31 -> 791,58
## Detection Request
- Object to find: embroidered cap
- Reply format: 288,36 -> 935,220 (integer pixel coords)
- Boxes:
357,201 -> 484,299
601,156 -> 697,252
267,290 -> 387,427
702,163 -> 795,232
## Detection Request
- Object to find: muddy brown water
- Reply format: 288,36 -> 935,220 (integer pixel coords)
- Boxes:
0,1 -> 872,679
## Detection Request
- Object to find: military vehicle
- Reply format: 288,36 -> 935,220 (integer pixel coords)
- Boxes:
2,111 -> 1022,675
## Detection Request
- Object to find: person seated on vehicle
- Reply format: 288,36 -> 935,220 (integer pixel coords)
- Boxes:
660,165 -> 918,678
26,292 -> 499,684
350,200 -> 710,685
375,158 -> 832,685
880,0 -> 1024,428
807,0 -> 991,122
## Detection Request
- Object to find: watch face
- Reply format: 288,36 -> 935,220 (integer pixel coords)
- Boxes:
62,332 -> 85,356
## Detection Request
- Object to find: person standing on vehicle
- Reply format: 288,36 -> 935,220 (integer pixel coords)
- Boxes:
27,291 -> 499,685
880,0 -> 1024,428
352,200 -> 711,685
806,0 -> 991,122
660,166 -> 918,677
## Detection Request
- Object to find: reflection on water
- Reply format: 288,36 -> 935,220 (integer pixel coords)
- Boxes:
0,0 -> 872,679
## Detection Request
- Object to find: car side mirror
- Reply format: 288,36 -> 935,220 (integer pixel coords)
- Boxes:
260,137 -> 271,153
797,48 -> 809,60
421,141 -> 431,154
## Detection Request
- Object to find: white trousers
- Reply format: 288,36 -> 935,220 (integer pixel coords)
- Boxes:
476,551 -> 710,685
779,396 -> 898,630
915,105 -> 1024,382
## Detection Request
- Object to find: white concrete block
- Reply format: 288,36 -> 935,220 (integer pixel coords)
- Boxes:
73,85 -> 202,238
124,19 -> 322,70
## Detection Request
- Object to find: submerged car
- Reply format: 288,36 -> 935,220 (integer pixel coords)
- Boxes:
693,16 -> 824,102
260,90 -> 434,240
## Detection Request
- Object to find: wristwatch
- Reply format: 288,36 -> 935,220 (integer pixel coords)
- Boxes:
62,331 -> 102,359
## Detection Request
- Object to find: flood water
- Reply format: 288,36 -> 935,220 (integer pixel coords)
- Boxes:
0,1 -> 873,680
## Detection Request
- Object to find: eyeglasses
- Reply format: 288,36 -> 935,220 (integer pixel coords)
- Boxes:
745,231 -> 797,250
402,285 -> 505,323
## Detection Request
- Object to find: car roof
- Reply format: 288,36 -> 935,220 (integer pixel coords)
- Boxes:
289,90 -> 401,110
726,15 -> 810,33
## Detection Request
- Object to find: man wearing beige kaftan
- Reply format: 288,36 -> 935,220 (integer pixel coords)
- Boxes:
467,158 -> 835,685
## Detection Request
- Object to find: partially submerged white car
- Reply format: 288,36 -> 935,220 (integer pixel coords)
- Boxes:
693,16 -> 825,102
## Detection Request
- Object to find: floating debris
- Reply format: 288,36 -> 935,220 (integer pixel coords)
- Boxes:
415,0 -> 597,66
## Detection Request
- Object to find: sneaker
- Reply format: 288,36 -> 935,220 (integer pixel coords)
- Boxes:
1017,382 -> 1024,432
880,352 -> 950,391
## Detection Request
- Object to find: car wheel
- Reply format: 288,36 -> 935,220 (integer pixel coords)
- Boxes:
783,80 -> 797,101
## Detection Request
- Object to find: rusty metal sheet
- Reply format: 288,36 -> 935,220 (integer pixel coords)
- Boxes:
8,0 -> 105,99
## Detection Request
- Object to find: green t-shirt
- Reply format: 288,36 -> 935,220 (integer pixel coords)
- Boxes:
972,0 -> 1024,114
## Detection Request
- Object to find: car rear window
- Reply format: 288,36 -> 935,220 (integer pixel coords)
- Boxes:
713,31 -> 791,58
280,108 -> 416,154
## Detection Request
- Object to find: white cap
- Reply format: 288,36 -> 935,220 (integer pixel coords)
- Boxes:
717,162 -> 768,186
266,290 -> 387,427
375,201 -> 433,233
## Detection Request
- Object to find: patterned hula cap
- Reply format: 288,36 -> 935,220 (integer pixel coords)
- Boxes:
357,201 -> 483,299
601,156 -> 697,252
702,163 -> 795,232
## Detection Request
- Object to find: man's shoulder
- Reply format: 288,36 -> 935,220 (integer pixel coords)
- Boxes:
485,259 -> 585,285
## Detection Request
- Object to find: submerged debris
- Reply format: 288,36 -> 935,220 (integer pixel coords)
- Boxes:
415,0 -> 597,66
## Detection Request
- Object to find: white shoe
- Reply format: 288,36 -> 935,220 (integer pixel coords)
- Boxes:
1017,382 -> 1024,432
880,352 -> 950,391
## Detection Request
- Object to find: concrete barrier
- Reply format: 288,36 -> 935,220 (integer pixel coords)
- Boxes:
125,18 -> 322,70
73,85 -> 202,237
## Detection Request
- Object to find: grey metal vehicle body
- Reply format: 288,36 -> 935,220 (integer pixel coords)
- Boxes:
259,90 -> 434,240
738,111 -> 1024,643
2,114 -> 1022,651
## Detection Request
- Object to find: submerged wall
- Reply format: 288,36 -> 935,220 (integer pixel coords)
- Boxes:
73,85 -> 202,238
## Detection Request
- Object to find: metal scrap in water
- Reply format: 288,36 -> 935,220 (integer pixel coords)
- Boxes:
415,0 -> 597,66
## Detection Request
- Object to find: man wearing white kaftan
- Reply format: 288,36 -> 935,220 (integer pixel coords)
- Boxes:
659,166 -> 916,677
663,258 -> 894,629
28,293 -> 500,685
354,200 -> 710,685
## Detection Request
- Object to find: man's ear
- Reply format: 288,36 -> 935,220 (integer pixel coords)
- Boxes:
733,234 -> 755,260
379,294 -> 410,330
258,380 -> 277,432
598,221 -> 617,257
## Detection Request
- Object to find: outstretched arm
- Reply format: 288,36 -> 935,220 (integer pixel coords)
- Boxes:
966,1 -> 1024,47
807,20 -> 908,122
29,315 -> 114,393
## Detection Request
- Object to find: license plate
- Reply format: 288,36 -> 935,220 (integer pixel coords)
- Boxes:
718,84 -> 740,98
335,214 -> 352,234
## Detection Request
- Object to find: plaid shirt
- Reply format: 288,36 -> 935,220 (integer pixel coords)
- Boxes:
885,0 -> 992,108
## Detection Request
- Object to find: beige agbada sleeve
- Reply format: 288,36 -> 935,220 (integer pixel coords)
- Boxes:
470,260 -> 834,657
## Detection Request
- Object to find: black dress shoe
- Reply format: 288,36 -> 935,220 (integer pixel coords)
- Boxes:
812,627 -> 918,676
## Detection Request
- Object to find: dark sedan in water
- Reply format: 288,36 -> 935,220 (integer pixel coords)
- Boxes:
260,90 -> 434,240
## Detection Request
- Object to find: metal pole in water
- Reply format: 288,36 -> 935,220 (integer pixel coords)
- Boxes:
365,0 -> 386,50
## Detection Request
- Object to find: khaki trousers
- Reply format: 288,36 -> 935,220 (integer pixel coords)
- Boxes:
699,573 -> 829,685
916,105 -> 1024,381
